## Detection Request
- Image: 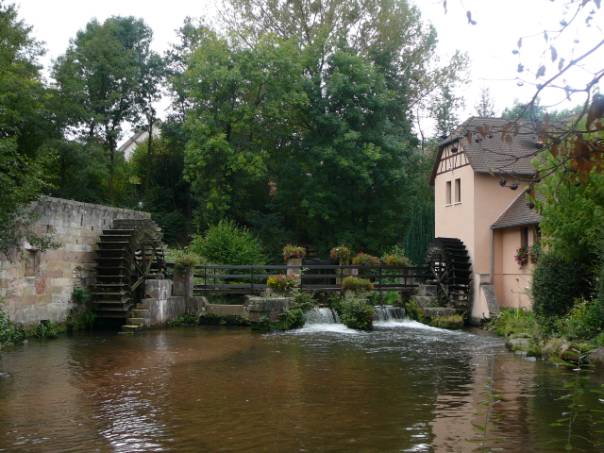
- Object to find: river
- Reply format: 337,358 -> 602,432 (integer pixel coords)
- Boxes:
1,318 -> 603,452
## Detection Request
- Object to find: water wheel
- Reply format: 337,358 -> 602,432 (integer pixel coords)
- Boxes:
425,237 -> 472,314
92,219 -> 165,321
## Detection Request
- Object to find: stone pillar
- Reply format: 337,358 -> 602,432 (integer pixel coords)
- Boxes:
172,267 -> 193,311
286,258 -> 302,285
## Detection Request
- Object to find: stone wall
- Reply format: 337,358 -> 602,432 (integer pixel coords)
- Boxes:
0,197 -> 150,325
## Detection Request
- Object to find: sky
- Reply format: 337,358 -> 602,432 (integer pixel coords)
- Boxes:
12,0 -> 604,134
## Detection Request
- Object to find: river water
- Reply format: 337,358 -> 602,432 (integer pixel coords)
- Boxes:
1,320 -> 604,452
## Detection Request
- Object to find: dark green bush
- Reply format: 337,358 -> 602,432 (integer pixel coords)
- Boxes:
0,302 -> 25,347
338,295 -> 374,330
66,288 -> 96,331
31,320 -> 63,339
279,308 -> 306,330
189,220 -> 266,264
293,291 -> 316,312
556,299 -> 604,340
532,252 -> 593,321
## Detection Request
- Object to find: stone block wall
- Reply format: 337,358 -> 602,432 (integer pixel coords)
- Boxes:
0,197 -> 150,325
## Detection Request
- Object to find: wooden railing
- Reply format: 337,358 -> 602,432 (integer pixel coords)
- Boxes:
165,264 -> 431,295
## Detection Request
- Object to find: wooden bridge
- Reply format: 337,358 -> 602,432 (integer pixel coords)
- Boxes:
167,263 -> 432,296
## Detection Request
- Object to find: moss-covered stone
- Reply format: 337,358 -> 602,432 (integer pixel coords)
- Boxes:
430,314 -> 464,329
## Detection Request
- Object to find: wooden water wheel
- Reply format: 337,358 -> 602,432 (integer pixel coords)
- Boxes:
92,219 -> 165,321
425,237 -> 472,314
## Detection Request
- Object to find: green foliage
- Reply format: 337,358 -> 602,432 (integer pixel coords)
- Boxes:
52,16 -> 163,200
341,276 -> 373,293
189,220 -> 266,265
266,274 -> 298,294
488,309 -> 540,338
430,314 -> 464,330
292,291 -> 316,312
330,246 -> 351,263
0,3 -> 56,252
30,320 -> 63,339
66,288 -> 96,331
337,294 -> 374,331
556,299 -> 604,341
381,246 -> 412,267
0,301 -> 25,348
404,299 -> 424,322
351,253 -> 380,267
167,313 -> 199,327
282,244 -> 305,261
532,252 -> 594,322
279,308 -> 306,330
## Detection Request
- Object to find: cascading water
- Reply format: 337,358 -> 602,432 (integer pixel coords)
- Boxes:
373,305 -> 405,322
304,307 -> 340,324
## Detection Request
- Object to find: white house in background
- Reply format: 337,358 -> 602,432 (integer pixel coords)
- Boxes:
430,117 -> 542,323
118,123 -> 161,161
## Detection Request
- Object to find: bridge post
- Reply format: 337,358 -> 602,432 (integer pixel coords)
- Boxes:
173,266 -> 194,312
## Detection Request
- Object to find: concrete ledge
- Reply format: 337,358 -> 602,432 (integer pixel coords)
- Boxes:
205,304 -> 247,318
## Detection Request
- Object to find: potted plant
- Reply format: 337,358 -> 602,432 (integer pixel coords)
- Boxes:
515,246 -> 529,267
283,244 -> 306,281
529,243 -> 541,264
351,252 -> 381,267
266,274 -> 298,296
330,245 -> 352,264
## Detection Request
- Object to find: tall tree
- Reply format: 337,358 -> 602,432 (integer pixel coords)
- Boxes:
52,16 -> 161,200
0,1 -> 55,252
475,87 -> 496,118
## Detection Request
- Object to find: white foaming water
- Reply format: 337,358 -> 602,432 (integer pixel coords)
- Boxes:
294,323 -> 360,334
304,307 -> 340,324
374,319 -> 461,334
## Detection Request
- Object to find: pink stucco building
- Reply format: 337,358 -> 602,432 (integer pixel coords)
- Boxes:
430,117 -> 542,323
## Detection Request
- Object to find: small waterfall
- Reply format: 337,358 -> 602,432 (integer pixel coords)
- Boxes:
373,305 -> 405,322
304,307 -> 340,325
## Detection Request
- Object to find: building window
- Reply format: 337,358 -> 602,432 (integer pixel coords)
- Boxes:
455,178 -> 461,203
446,181 -> 452,205
521,227 -> 529,250
24,249 -> 40,277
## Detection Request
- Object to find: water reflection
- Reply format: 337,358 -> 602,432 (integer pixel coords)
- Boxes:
0,326 -> 603,452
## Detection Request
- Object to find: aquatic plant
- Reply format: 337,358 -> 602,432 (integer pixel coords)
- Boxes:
0,300 -> 25,348
488,308 -> 540,338
430,314 -> 464,329
337,294 -> 374,331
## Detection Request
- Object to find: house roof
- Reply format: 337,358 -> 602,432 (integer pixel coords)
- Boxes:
491,190 -> 542,229
430,117 -> 539,185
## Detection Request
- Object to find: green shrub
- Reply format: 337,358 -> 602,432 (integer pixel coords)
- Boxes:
556,299 -> 604,340
66,288 -> 96,331
430,314 -> 464,329
293,291 -> 316,312
532,252 -> 594,321
282,244 -> 306,261
31,320 -> 63,339
338,294 -> 374,330
593,332 -> 604,347
367,291 -> 401,306
266,274 -> 298,294
189,220 -> 265,265
0,302 -> 25,347
488,308 -> 539,338
341,276 -> 373,293
279,308 -> 306,330
330,245 -> 351,263
404,299 -> 424,321
351,252 -> 380,266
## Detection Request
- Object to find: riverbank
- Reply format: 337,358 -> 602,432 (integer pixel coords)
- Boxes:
487,308 -> 604,369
